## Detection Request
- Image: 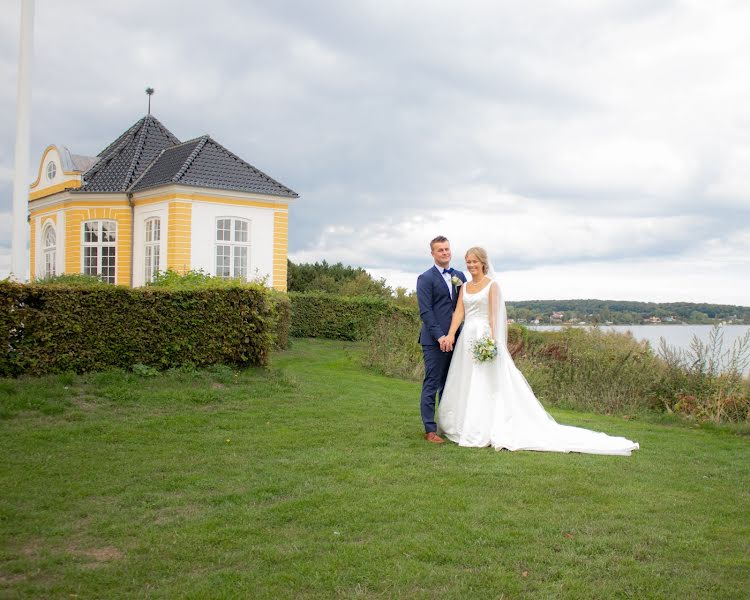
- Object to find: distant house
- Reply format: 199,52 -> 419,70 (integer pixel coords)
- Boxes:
551,311 -> 564,322
28,114 -> 298,290
645,316 -> 661,324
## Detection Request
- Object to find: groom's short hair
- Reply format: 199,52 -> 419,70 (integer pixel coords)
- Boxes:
430,235 -> 449,249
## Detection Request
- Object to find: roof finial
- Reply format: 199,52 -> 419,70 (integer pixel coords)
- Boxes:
145,87 -> 154,115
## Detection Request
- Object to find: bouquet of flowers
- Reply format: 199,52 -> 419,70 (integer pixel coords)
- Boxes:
471,335 -> 498,363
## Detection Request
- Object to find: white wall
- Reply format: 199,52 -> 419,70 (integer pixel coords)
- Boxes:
191,202 -> 276,286
132,202 -> 169,287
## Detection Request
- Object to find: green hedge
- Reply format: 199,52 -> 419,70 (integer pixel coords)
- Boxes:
270,292 -> 291,350
289,293 -> 414,341
0,281 -> 279,376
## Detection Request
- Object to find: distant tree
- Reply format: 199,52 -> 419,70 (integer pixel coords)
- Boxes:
393,286 -> 418,308
287,260 -> 392,298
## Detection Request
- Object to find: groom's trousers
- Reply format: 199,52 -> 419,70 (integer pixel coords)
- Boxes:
420,344 -> 453,433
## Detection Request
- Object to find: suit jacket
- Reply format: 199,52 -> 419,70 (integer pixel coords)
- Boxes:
416,266 -> 467,346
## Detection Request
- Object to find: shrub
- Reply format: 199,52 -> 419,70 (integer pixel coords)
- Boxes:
287,260 -> 392,297
289,293 -> 405,341
654,327 -> 750,423
0,281 -> 276,376
364,310 -> 422,380
364,317 -> 750,423
148,269 -> 290,350
269,291 -> 291,350
515,327 -> 662,415
33,273 -> 108,286
148,268 -> 268,288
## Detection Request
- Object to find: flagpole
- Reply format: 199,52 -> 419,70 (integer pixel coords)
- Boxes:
11,0 -> 35,281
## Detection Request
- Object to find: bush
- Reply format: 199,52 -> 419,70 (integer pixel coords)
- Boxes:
0,281 -> 276,376
289,293 -> 405,341
364,310 -> 422,380
363,317 -> 750,424
148,269 -> 290,350
654,327 -> 750,423
148,268 -> 267,289
33,273 -> 109,286
269,291 -> 291,350
287,260 -> 392,297
515,327 -> 662,415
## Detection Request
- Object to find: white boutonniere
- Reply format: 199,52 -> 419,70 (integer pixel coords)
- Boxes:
451,275 -> 462,287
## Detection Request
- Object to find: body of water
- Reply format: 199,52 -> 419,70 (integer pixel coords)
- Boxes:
528,324 -> 750,375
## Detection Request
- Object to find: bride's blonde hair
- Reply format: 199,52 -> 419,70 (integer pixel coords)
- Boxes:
465,247 -> 489,274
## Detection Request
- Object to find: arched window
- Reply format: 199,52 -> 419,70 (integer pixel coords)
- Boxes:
82,220 -> 117,283
46,161 -> 57,181
144,217 -> 161,283
43,224 -> 56,278
215,217 -> 250,279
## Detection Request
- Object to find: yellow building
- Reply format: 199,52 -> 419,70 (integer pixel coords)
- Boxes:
28,114 -> 298,290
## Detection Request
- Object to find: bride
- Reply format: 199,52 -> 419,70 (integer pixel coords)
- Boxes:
437,247 -> 639,455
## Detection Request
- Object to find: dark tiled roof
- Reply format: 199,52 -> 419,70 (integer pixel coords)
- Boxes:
78,115 -> 180,192
129,137 -> 205,191
129,136 -> 298,198
74,114 -> 297,198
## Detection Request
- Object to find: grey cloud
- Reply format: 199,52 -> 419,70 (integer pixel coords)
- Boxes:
1,1 -> 749,300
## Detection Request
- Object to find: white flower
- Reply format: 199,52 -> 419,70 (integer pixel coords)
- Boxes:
451,275 -> 463,287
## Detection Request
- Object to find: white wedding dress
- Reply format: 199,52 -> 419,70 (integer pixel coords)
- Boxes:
437,280 -> 639,455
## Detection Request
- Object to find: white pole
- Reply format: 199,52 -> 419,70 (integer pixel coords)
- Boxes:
11,0 -> 35,281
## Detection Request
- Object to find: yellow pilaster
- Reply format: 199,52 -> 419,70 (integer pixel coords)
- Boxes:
167,201 -> 192,273
272,210 -> 289,291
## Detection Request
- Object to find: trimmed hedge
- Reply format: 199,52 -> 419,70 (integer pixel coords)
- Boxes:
289,292 -> 414,341
0,281 -> 278,376
270,292 -> 291,350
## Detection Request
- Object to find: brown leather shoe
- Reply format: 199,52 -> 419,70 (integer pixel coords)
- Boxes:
424,432 -> 445,444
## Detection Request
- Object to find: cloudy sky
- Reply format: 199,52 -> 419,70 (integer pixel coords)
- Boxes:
2,0 -> 749,304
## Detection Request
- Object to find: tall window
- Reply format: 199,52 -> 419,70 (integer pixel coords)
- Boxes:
215,217 -> 250,279
144,218 -> 161,283
83,220 -> 117,283
43,224 -> 56,278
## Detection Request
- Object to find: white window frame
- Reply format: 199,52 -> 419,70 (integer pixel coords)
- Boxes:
46,161 -> 57,181
82,220 -> 117,284
215,217 -> 251,279
144,217 -> 161,283
43,222 -> 56,278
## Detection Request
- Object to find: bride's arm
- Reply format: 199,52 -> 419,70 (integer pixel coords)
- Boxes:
445,287 -> 465,345
489,281 -> 499,340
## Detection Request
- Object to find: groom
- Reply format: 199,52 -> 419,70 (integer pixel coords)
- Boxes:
416,236 -> 466,443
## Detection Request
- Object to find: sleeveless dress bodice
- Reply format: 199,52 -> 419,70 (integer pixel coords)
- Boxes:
463,282 -> 491,325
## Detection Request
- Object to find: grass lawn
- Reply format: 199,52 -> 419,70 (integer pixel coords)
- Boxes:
1,338 -> 749,599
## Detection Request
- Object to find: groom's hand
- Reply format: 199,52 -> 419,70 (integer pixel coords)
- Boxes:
438,336 -> 453,352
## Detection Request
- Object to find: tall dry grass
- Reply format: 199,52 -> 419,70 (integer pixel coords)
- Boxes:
365,315 -> 750,424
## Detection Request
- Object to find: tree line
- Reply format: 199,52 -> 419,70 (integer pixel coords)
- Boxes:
287,260 -> 749,324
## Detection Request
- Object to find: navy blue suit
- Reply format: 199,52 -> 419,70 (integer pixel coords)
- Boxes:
416,265 -> 467,433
